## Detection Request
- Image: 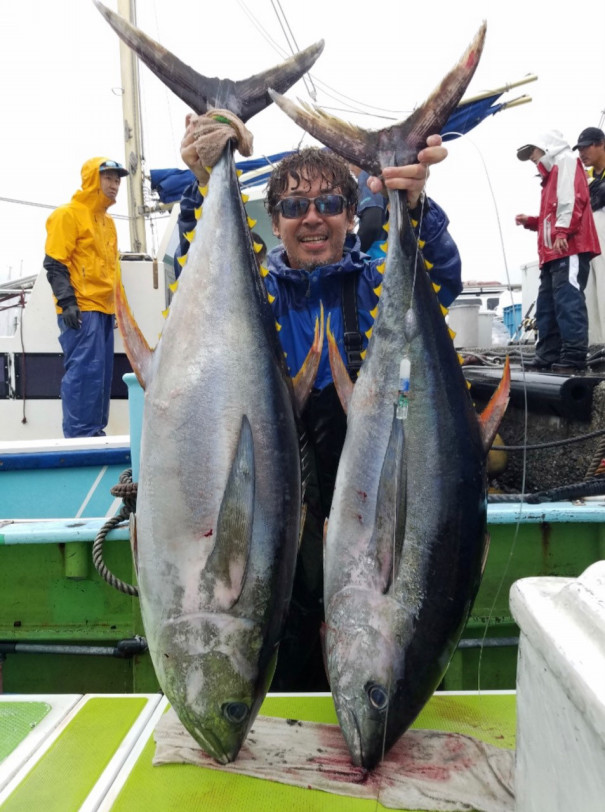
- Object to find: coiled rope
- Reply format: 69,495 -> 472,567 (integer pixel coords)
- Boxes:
92,469 -> 139,597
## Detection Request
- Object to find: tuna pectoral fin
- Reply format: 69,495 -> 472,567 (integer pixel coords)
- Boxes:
292,303 -> 324,413
478,356 -> 511,455
203,416 -> 255,610
371,414 -> 406,594
115,267 -> 153,389
326,313 -> 354,414
94,1 -> 323,122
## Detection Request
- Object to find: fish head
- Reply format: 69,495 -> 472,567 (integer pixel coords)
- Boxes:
325,587 -> 413,770
153,613 -> 272,764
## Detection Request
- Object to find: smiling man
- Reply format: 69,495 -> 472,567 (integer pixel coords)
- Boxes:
44,157 -> 128,437
176,130 -> 462,691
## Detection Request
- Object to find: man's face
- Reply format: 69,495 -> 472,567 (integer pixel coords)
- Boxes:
578,142 -> 604,168
272,172 -> 355,271
529,147 -> 545,165
100,170 -> 122,202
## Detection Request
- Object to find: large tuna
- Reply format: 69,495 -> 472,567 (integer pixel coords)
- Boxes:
270,23 -> 511,769
93,1 -> 324,763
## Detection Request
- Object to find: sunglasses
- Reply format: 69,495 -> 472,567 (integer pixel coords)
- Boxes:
275,194 -> 348,219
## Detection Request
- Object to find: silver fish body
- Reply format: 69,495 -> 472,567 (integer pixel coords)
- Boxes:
135,149 -> 301,764
324,192 -> 488,768
268,24 -> 510,769
94,1 -> 324,764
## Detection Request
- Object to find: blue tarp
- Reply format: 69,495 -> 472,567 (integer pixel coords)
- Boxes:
150,94 -> 505,205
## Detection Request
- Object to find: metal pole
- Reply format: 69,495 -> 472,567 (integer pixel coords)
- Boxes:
117,0 -> 147,253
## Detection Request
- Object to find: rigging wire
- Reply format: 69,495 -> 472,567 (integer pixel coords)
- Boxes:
236,0 -> 413,118
270,0 -> 318,101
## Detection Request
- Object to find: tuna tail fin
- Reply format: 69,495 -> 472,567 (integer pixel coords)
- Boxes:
478,356 -> 511,455
93,0 -> 323,122
115,263 -> 153,389
269,22 -> 486,174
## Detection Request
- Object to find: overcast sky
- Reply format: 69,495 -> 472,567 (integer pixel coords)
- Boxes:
1,0 -> 604,286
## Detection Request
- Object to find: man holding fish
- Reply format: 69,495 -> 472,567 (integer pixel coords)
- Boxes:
177,120 -> 462,691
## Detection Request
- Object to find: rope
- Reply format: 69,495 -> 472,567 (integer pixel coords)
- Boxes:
488,477 -> 605,504
92,469 -> 139,597
492,426 -> 605,452
584,433 -> 605,479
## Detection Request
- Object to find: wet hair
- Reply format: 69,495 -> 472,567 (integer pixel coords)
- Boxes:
266,147 -> 358,222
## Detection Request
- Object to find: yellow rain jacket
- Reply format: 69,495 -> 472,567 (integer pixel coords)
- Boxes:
45,157 -> 120,314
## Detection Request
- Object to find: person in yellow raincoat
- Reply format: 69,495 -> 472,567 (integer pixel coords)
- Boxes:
43,157 -> 128,437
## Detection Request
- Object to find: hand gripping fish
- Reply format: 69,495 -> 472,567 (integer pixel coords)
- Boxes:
93,1 -> 324,764
270,23 -> 511,769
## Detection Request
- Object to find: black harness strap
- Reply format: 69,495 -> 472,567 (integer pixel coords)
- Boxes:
342,271 -> 363,382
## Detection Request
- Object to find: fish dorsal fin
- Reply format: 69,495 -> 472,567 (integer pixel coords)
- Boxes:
326,313 -> 354,414
268,22 -> 486,173
292,302 -> 325,413
369,413 -> 406,594
114,264 -> 153,389
478,356 -> 511,454
202,415 -> 255,610
93,0 -> 323,123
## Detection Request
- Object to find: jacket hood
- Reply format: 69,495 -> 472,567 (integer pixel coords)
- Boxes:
71,156 -> 116,211
519,130 -> 572,171
267,232 -> 367,278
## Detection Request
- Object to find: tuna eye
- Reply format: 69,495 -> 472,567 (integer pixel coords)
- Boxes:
366,683 -> 389,711
222,702 -> 249,725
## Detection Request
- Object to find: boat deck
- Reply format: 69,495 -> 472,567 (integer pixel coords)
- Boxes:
0,691 -> 515,811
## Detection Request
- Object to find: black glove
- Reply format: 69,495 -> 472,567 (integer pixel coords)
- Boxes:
62,304 -> 82,329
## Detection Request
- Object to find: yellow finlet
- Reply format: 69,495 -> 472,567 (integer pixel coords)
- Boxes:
432,282 -> 441,293
425,259 -> 434,270
183,230 -> 195,243
373,283 -> 383,297
194,206 -> 203,220
267,292 -> 275,304
440,303 -> 449,316
200,183 -> 209,195
370,305 -> 379,319
247,216 -> 257,228
418,238 -> 426,249
253,242 -> 263,254
360,349 -> 367,360
236,169 -> 243,177
466,380 -> 472,390
177,254 -> 187,268
259,264 -> 269,277
383,222 -> 390,233
411,218 -> 419,228
169,280 -> 179,293
458,353 -> 464,365
365,327 -> 373,340
376,262 -> 386,274
162,308 -> 169,319
448,327 -> 456,340
241,193 -> 249,203
379,242 -> 388,253
275,320 -> 282,332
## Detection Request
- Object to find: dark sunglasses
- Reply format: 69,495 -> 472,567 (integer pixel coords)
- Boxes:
275,194 -> 347,219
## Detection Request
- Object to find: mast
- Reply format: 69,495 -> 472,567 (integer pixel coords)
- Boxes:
117,0 -> 147,253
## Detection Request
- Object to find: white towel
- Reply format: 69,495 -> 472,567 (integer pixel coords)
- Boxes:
153,710 -> 515,812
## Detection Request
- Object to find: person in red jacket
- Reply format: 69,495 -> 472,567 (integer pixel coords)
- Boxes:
515,130 -> 600,373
